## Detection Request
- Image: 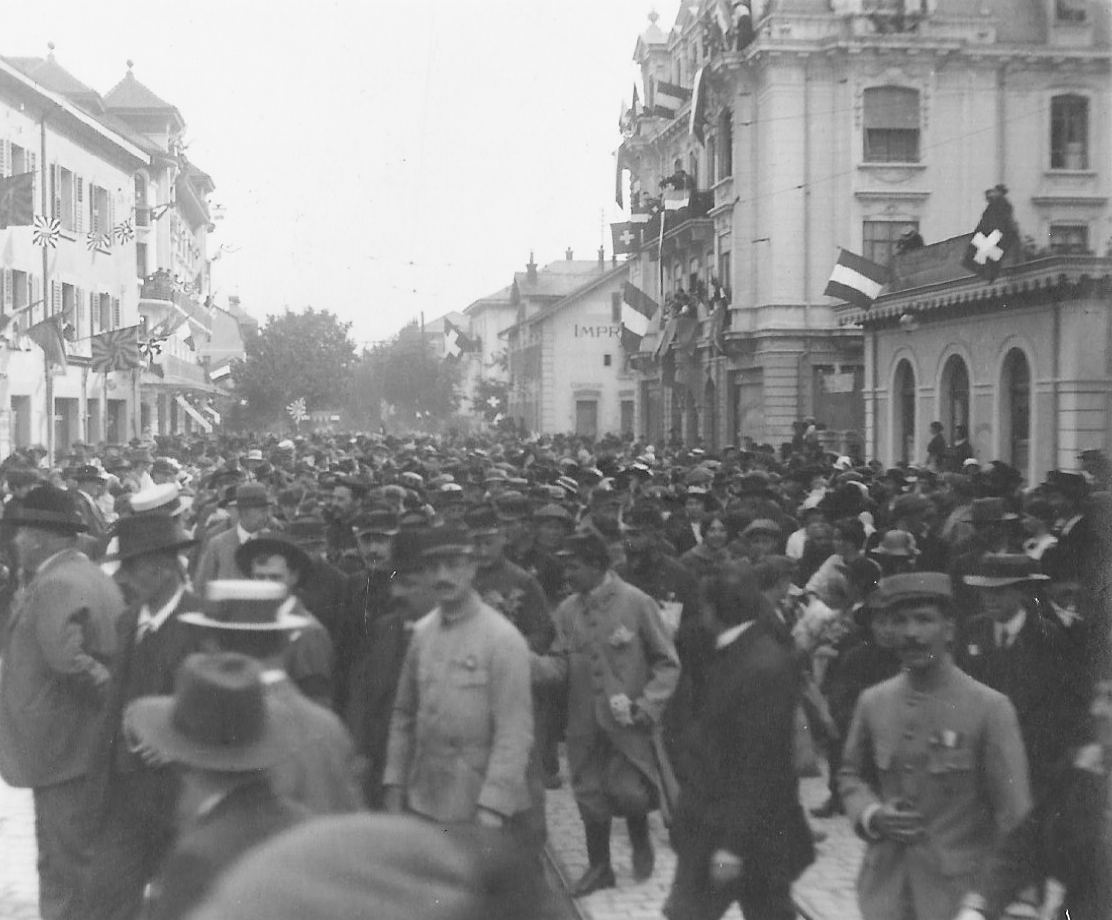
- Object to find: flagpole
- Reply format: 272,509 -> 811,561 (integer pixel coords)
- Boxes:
101,370 -> 108,445
80,365 -> 88,444
40,112 -> 54,467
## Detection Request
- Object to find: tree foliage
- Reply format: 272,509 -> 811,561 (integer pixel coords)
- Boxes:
233,308 -> 357,428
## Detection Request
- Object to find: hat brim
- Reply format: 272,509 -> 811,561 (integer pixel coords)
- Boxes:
179,608 -> 312,632
1,512 -> 87,534
115,536 -> 198,563
234,538 -> 315,581
964,574 -> 1049,588
125,696 -> 298,772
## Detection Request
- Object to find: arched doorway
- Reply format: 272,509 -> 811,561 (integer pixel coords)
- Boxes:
1000,348 -> 1030,475
940,354 -> 970,442
892,359 -> 916,464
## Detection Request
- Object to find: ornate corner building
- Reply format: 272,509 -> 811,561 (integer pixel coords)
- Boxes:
617,0 -> 1109,455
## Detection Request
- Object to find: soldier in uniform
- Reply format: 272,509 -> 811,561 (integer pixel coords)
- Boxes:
839,572 -> 1031,920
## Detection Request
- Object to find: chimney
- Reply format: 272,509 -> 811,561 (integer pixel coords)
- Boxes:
565,248 -> 574,261
526,251 -> 537,284
598,246 -> 605,269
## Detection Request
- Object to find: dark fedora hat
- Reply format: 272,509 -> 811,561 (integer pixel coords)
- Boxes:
2,485 -> 87,533
115,513 -> 197,562
963,553 -> 1049,589
234,536 -> 315,585
180,580 -> 310,632
73,464 -> 108,482
233,483 -> 271,509
124,652 -> 298,772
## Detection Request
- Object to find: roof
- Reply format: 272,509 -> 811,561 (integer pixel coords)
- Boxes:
505,260 -> 629,334
3,55 -> 99,99
514,260 -> 610,299
422,311 -> 468,336
463,282 -> 516,316
104,69 -> 177,112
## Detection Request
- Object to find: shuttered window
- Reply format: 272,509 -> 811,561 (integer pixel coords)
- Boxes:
863,86 -> 920,162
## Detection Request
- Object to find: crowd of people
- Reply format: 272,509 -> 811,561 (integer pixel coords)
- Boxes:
0,426 -> 1107,920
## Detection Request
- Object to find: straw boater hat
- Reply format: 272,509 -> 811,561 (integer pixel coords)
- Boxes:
2,485 -> 87,533
124,652 -> 298,772
180,580 -> 310,632
963,553 -> 1049,589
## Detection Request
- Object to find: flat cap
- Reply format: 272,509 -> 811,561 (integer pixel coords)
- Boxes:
874,572 -> 952,609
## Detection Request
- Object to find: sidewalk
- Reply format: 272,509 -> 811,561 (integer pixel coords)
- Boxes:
545,764 -> 863,920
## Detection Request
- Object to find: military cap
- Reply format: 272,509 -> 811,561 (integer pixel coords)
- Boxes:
874,572 -> 953,610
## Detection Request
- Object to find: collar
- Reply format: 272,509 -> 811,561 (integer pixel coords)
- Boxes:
997,606 -> 1027,645
583,570 -> 618,602
237,523 -> 259,544
438,591 -> 482,626
716,620 -> 755,650
138,584 -> 187,636
260,669 -> 288,686
36,547 -> 74,575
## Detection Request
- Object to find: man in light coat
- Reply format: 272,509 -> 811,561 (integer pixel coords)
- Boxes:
838,572 -> 1031,920
193,483 -> 271,593
0,485 -> 125,920
533,532 -> 680,897
383,526 -> 534,836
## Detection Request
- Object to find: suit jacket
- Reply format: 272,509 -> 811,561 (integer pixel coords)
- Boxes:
0,548 -> 124,787
673,619 -> 814,887
192,527 -> 247,594
85,589 -> 206,827
148,779 -> 309,920
73,489 -> 108,543
838,662 -> 1032,920
265,674 -> 363,814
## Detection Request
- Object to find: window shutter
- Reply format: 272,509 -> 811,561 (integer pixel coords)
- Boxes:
109,194 -> 116,241
51,164 -> 62,221
51,280 -> 62,316
75,288 -> 84,328
112,298 -> 120,329
0,141 -> 8,178
28,152 -> 37,203
75,177 -> 84,234
1,270 -> 11,313
29,275 -> 40,329
90,292 -> 99,335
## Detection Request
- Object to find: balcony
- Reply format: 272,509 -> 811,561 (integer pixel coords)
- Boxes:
645,191 -> 715,260
139,273 -> 213,335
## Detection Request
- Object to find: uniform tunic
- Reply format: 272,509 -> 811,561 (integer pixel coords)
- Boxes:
839,661 -> 1031,920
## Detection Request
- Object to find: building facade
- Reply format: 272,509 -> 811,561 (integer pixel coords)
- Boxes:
619,0 -> 1109,452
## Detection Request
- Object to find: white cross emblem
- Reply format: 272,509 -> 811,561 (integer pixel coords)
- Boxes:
619,228 -> 635,247
444,327 -> 461,358
487,396 -> 501,409
971,229 -> 1004,265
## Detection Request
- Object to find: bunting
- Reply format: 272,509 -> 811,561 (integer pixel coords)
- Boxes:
32,215 -> 61,249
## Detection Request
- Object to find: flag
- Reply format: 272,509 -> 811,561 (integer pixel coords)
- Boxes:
210,363 -> 233,382
652,81 -> 691,120
0,172 -> 34,228
621,282 -> 657,353
32,215 -> 61,249
961,195 -> 1018,282
615,150 -> 625,209
689,66 -> 709,145
713,0 -> 732,33
26,315 -> 67,369
824,249 -> 889,310
113,220 -> 135,243
612,222 -> 641,255
673,313 -> 700,393
90,326 -> 142,372
708,297 -> 728,355
663,187 -> 691,211
443,319 -> 477,360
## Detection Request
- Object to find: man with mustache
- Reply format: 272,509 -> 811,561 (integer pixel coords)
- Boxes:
838,573 -> 1031,920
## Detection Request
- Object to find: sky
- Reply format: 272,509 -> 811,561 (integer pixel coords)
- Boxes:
6,0 -> 682,348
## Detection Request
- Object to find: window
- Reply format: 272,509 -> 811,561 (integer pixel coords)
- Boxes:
1001,349 -> 1030,473
61,283 -> 75,320
893,359 -> 915,464
52,167 -> 75,231
863,86 -> 920,163
98,293 -> 112,331
611,292 -> 621,323
136,242 -> 148,279
707,135 -> 717,185
1056,0 -> 1086,22
717,110 -> 733,178
718,251 -> 731,292
603,354 -> 612,367
90,184 -> 109,236
1049,224 -> 1090,254
621,400 -> 635,437
863,220 -> 919,265
941,355 -> 970,441
11,270 -> 28,314
1050,95 -> 1089,170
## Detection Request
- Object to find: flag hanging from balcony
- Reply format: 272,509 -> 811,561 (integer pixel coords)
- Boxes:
961,190 -> 1017,282
443,319 -> 477,360
612,222 -> 641,255
26,315 -> 67,370
32,215 -> 61,249
0,172 -> 34,228
824,249 -> 888,310
620,282 -> 657,353
663,187 -> 691,211
689,66 -> 708,145
90,325 -> 142,372
652,81 -> 691,120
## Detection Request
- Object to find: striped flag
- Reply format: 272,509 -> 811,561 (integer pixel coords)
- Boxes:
824,249 -> 888,310
621,282 -> 657,353
32,215 -> 61,249
210,363 -> 233,382
663,188 -> 691,211
652,81 -> 691,120
26,315 -> 67,369
90,325 -> 142,372
689,66 -> 709,144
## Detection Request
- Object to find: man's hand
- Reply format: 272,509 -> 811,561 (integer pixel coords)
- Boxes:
708,849 -> 742,886
609,693 -> 634,726
870,800 -> 925,844
476,807 -> 505,829
382,786 -> 405,815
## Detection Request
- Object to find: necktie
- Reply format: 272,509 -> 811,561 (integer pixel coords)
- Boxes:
136,609 -> 153,642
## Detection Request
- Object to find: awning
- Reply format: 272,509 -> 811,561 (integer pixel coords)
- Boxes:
175,394 -> 213,433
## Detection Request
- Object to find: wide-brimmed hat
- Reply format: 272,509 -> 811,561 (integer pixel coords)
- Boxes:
1045,469 -> 1089,503
180,580 -> 310,632
493,492 -> 530,522
126,447 -> 154,465
131,482 -> 190,517
233,483 -> 271,509
870,529 -> 920,558
534,503 -> 574,527
114,513 -> 197,562
963,553 -> 1049,589
2,485 -> 87,533
235,537 -> 315,585
124,652 -> 298,772
244,449 -> 265,464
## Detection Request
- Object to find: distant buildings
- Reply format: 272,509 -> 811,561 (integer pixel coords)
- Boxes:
0,49 -> 249,457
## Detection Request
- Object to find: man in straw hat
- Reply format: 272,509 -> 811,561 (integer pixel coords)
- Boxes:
82,513 -> 203,920
838,572 -> 1031,920
181,580 -> 362,816
0,485 -> 125,920
124,652 -> 307,920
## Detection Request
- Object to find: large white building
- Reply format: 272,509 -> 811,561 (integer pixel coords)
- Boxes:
619,0 -> 1110,452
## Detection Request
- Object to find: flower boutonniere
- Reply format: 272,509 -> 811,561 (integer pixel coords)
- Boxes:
609,625 -> 634,648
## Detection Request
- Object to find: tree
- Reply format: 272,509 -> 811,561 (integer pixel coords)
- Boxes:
233,308 -> 357,428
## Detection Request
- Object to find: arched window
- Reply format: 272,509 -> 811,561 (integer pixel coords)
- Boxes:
893,359 -> 916,464
940,354 -> 970,441
863,86 -> 920,163
1001,349 -> 1030,474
